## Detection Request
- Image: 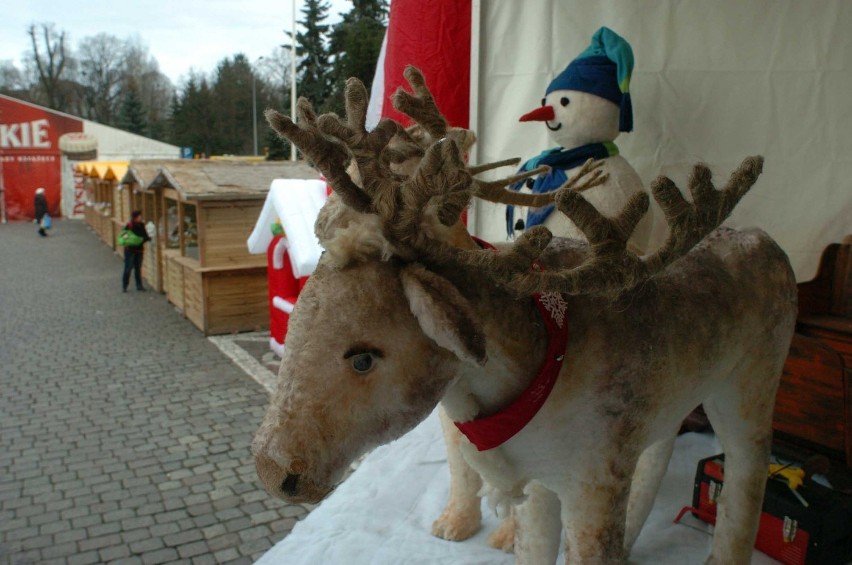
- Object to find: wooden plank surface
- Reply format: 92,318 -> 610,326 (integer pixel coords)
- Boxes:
773,333 -> 846,456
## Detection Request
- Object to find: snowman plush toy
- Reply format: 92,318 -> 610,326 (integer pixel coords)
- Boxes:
508,26 -> 653,252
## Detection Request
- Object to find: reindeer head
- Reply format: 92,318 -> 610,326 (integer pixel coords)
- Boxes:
251,66 -> 764,503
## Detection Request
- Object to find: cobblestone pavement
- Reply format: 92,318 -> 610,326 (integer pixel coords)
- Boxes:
0,220 -> 308,565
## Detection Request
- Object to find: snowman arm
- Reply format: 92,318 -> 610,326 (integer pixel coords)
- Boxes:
472,165 -> 553,205
472,158 -> 607,205
467,157 -> 521,175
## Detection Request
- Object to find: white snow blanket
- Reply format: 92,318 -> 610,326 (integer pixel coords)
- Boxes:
256,409 -> 780,564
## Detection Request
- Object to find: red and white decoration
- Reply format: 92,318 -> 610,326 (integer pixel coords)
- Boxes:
247,178 -> 328,356
366,0 -> 471,131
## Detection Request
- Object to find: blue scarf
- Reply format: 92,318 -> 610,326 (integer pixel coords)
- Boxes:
506,142 -> 618,236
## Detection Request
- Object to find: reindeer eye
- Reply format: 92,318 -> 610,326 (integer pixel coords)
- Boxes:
350,353 -> 375,374
560,97 -> 569,107
344,345 -> 383,375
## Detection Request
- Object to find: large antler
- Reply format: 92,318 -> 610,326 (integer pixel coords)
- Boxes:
266,81 -> 477,247
266,68 -> 763,301
265,102 -> 373,214
391,65 -> 607,207
456,156 -> 764,298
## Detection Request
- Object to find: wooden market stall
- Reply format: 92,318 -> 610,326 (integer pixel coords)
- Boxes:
77,161 -> 128,250
119,160 -> 185,292
139,159 -> 319,335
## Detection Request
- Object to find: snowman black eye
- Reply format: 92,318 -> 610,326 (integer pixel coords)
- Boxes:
560,97 -> 570,107
541,98 -> 546,107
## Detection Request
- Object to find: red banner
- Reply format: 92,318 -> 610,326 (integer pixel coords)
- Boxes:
0,95 -> 83,220
379,0 -> 471,129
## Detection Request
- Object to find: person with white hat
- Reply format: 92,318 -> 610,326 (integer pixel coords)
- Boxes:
34,187 -> 49,237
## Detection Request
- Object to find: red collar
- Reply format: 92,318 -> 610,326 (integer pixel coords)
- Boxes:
455,239 -> 569,451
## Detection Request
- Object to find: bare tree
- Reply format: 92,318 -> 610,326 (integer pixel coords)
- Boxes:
76,33 -> 126,124
27,23 -> 74,111
258,45 -> 294,94
0,61 -> 28,97
123,37 -> 174,138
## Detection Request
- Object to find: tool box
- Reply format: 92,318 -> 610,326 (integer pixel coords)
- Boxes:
683,453 -> 852,565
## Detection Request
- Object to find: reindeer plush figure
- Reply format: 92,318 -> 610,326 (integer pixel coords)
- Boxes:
510,27 -> 652,254
252,69 -> 797,564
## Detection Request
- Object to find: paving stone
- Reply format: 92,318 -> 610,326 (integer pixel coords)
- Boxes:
212,548 -> 240,563
120,527 -> 152,544
269,517 -> 298,534
43,550 -> 78,565
130,537 -> 166,553
178,540 -> 210,559
190,554 -> 218,565
0,222 -> 303,565
67,551 -> 102,565
79,533 -> 123,552
99,543 -> 132,561
141,547 -> 179,565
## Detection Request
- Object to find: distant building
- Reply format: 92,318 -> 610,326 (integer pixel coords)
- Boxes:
0,94 -> 179,222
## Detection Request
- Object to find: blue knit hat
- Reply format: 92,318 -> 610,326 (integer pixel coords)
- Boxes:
546,27 -> 634,132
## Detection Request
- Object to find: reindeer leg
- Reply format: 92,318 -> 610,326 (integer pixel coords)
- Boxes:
432,407 -> 483,541
623,433 -> 677,552
701,356 -> 784,565
559,456 -> 635,564
487,509 -> 516,553
514,482 -> 561,564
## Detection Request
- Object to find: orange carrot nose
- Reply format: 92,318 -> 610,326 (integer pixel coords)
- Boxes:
519,105 -> 555,122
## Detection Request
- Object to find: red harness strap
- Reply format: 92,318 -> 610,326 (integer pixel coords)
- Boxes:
455,239 -> 569,451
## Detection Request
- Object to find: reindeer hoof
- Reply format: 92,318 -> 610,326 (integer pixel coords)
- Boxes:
431,508 -> 482,541
487,515 -> 515,553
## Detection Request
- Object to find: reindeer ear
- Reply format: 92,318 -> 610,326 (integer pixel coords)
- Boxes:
400,264 -> 487,366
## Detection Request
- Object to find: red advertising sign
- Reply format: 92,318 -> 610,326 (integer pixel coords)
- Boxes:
0,95 -> 83,220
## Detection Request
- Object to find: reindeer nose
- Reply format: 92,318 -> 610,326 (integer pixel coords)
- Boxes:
255,453 -> 307,498
282,473 -> 300,496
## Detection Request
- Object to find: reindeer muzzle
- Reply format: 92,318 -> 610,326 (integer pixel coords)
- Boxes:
519,105 -> 556,122
255,453 -> 309,500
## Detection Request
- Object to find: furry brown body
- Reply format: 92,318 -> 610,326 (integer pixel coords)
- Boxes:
252,68 -> 796,564
253,224 -> 796,564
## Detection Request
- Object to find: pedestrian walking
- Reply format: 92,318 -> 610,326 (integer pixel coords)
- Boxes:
34,187 -> 49,237
121,210 -> 151,292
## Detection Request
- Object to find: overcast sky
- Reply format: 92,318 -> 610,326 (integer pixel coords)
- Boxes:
0,0 -> 352,85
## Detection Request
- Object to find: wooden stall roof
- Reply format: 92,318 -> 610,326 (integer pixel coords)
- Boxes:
75,161 -> 128,181
144,160 -> 320,202
120,160 -> 185,189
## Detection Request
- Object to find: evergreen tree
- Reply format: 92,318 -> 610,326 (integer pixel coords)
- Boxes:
326,0 -> 388,115
264,125 -> 291,161
170,74 -> 216,157
117,78 -> 148,135
296,0 -> 332,109
212,54 -> 254,155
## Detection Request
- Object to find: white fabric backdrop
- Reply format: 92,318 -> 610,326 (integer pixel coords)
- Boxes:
470,0 -> 852,282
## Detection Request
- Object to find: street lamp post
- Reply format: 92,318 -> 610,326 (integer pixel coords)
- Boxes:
290,0 -> 297,162
252,75 -> 258,156
252,56 -> 263,157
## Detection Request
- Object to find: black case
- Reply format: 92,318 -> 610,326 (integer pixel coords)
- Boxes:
692,454 -> 852,565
